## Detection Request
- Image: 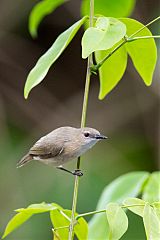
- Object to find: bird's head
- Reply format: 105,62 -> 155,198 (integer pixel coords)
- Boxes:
79,127 -> 107,148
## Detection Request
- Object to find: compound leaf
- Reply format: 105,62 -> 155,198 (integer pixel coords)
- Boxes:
88,172 -> 149,240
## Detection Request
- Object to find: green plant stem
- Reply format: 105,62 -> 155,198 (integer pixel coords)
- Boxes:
60,210 -> 71,221
68,1 -> 94,239
75,204 -> 146,220
129,15 -> 160,38
128,35 -> 160,41
53,226 -> 69,231
68,176 -> 79,240
92,15 -> 160,71
91,39 -> 127,72
76,209 -> 106,219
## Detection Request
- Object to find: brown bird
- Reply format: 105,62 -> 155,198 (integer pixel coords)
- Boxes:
17,126 -> 107,176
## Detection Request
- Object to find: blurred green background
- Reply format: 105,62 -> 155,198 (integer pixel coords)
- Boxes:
0,0 -> 159,239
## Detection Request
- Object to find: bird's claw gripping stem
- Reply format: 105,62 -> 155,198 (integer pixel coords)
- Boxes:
72,169 -> 83,177
57,166 -> 83,177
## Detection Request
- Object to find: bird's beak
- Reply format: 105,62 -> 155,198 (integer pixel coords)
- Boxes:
95,134 -> 108,140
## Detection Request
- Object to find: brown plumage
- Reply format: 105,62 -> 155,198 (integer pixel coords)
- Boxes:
17,126 -> 107,168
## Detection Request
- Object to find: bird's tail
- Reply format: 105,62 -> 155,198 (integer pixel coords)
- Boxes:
17,154 -> 32,168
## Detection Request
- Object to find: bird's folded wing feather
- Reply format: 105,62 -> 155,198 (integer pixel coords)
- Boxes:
29,141 -> 63,159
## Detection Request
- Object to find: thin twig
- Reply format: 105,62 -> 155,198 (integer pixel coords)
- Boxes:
53,226 -> 69,231
128,35 -> 160,41
75,204 -> 146,220
60,210 -> 71,222
91,39 -> 127,72
129,15 -> 160,38
68,0 -> 94,239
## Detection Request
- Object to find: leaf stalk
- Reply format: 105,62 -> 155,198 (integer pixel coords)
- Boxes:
75,204 -> 146,220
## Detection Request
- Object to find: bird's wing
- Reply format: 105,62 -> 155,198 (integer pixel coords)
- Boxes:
29,140 -> 63,159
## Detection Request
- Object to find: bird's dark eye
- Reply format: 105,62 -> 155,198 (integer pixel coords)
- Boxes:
84,132 -> 90,137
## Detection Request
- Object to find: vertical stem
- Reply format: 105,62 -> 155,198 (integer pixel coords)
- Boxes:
80,58 -> 92,128
68,1 -> 94,239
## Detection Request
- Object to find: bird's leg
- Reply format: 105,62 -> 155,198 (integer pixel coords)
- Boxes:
57,165 -> 72,174
57,166 -> 83,177
56,166 -> 73,175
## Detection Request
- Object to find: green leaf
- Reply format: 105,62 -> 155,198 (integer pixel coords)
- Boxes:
97,172 -> 149,209
15,202 -> 60,214
88,171 -> 149,240
96,17 -> 110,31
153,202 -> 160,219
123,197 -> 145,217
88,214 -> 109,240
24,16 -> 87,99
95,44 -> 127,99
29,0 -> 66,38
153,203 -> 160,209
82,27 -> 105,58
81,0 -> 136,18
2,212 -> 33,239
106,203 -> 128,240
50,209 -> 88,240
82,17 -> 126,58
2,202 -> 61,239
143,203 -> 160,240
120,18 -> 157,86
75,217 -> 88,240
50,209 -> 69,240
142,172 -> 160,202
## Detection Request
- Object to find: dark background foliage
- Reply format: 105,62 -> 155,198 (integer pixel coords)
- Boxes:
0,0 -> 159,239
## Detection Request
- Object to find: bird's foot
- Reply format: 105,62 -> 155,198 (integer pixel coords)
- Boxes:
57,166 -> 83,177
72,169 -> 83,177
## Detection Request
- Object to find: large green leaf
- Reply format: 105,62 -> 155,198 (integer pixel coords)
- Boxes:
2,202 -> 60,239
24,16 -> 87,99
2,212 -> 33,239
95,44 -> 127,99
81,0 -> 136,18
50,209 -> 88,240
106,203 -> 128,240
29,0 -> 66,38
15,202 -> 60,214
82,17 -> 126,59
143,203 -> 160,240
142,172 -> 160,203
123,197 -> 145,217
121,18 -> 157,86
88,171 -> 149,240
97,172 -> 149,209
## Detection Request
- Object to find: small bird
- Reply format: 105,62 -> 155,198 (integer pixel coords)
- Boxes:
17,126 -> 107,176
